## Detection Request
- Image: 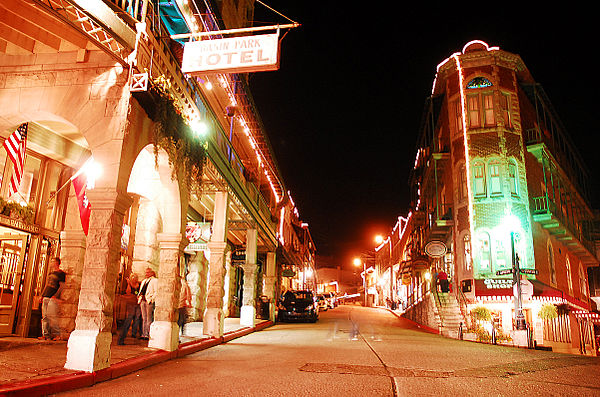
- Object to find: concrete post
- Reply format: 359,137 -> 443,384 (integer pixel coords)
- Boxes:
240,229 -> 257,327
149,233 -> 186,351
203,192 -> 229,337
57,230 -> 87,334
65,188 -> 132,372
263,252 -> 277,322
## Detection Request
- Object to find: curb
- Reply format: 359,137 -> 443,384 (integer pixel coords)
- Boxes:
0,320 -> 273,397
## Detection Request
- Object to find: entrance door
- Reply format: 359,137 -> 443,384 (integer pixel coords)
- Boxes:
0,235 -> 28,335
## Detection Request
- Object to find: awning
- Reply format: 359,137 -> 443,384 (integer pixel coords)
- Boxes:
473,279 -> 589,310
399,256 -> 430,274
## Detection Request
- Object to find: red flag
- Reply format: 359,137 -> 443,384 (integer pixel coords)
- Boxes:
72,172 -> 91,235
3,123 -> 28,197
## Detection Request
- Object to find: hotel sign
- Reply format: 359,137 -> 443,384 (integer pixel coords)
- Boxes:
182,33 -> 280,75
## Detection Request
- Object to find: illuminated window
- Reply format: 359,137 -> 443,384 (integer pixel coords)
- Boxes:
473,162 -> 486,197
477,231 -> 491,270
463,234 -> 472,271
467,95 -> 480,128
499,93 -> 512,128
508,161 -> 518,197
565,256 -> 573,293
466,77 -> 492,89
548,241 -> 557,285
489,161 -> 502,195
483,93 -> 495,126
580,263 -> 588,297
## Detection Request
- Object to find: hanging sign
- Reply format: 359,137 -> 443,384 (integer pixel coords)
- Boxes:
182,33 -> 280,75
185,222 -> 211,251
424,240 -> 447,258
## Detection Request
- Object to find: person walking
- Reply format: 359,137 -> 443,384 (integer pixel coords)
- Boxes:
39,258 -> 66,341
117,273 -> 141,345
178,277 -> 191,337
139,268 -> 158,340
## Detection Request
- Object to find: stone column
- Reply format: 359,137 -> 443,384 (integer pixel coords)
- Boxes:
203,192 -> 229,337
263,252 -> 277,322
64,189 -> 132,372
148,233 -> 186,351
186,252 -> 208,321
240,229 -> 258,327
58,230 -> 87,334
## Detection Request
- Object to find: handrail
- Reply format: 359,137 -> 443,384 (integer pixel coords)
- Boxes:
456,287 -> 470,330
430,276 -> 445,329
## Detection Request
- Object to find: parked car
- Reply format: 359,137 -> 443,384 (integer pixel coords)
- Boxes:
317,294 -> 328,311
278,290 -> 318,322
323,292 -> 337,309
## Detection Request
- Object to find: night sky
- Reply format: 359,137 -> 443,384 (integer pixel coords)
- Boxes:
248,3 -> 598,269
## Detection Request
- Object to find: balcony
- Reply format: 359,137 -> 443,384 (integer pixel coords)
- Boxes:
531,196 -> 597,264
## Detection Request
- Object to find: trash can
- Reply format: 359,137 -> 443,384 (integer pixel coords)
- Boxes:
259,295 -> 270,319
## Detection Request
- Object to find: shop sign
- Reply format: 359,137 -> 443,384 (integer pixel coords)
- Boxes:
185,222 -> 211,251
424,240 -> 446,258
483,278 -> 512,290
0,214 -> 39,234
182,33 -> 280,75
402,273 -> 412,285
282,268 -> 296,278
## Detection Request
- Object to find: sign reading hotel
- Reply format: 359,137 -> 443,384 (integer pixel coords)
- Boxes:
182,33 -> 280,74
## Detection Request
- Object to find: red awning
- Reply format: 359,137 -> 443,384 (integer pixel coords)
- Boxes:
473,279 -> 589,310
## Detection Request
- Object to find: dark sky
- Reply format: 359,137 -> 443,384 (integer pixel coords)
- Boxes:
248,3 -> 597,269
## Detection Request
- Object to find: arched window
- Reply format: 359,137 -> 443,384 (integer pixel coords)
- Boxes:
580,263 -> 588,297
489,160 -> 502,196
457,163 -> 467,202
547,240 -> 556,285
565,257 -> 573,293
473,162 -> 486,197
508,160 -> 518,197
464,234 -> 472,271
466,77 -> 493,89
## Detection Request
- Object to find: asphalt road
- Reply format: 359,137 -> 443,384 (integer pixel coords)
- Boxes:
60,305 -> 600,396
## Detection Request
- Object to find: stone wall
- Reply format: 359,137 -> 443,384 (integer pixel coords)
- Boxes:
402,293 -> 441,332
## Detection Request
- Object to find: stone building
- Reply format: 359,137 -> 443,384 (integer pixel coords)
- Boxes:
376,40 -> 599,355
0,0 -> 313,372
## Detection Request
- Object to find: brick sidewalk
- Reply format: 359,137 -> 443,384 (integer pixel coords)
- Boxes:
0,320 -> 273,396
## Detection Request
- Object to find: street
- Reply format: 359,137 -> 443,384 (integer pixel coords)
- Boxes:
57,305 -> 600,396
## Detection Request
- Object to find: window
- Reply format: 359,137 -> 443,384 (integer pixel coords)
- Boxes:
473,162 -> 486,197
580,263 -> 588,297
464,234 -> 472,271
458,164 -> 467,202
565,257 -> 573,293
489,161 -> 502,195
477,232 -> 491,270
466,77 -> 492,89
508,161 -> 518,197
451,99 -> 463,136
499,93 -> 512,128
467,95 -> 480,128
548,241 -> 557,285
483,93 -> 495,126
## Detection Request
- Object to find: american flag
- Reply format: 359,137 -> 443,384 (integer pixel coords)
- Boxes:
3,123 -> 28,197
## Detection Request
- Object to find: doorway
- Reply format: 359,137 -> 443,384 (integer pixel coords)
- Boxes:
0,234 -> 28,335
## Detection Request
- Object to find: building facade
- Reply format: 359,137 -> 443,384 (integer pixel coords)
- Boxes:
0,0 -> 313,372
376,40 -> 599,355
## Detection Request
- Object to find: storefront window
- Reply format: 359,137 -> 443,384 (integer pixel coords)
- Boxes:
12,155 -> 41,207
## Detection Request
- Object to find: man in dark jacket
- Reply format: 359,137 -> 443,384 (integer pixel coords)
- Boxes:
39,258 -> 66,340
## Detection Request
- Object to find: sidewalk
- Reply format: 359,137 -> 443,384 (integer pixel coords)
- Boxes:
0,318 -> 273,396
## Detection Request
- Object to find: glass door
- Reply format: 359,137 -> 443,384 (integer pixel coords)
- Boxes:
0,234 -> 28,335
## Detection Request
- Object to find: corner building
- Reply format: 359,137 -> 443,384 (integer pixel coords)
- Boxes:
389,40 -> 598,355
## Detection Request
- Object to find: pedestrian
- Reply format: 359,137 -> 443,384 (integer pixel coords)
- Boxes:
178,277 -> 191,337
437,269 -> 449,293
138,268 -> 158,340
39,258 -> 66,341
117,272 -> 141,345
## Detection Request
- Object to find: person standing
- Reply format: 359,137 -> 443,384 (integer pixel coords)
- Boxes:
139,268 -> 158,340
39,258 -> 66,341
117,273 -> 141,345
178,277 -> 191,337
437,269 -> 449,293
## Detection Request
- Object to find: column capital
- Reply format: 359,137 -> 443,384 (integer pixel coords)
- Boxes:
85,188 -> 133,215
157,232 -> 187,250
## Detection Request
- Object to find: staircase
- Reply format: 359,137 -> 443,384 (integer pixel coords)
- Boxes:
435,292 -> 464,339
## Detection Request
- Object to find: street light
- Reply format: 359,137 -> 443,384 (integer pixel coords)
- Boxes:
353,257 -> 367,307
